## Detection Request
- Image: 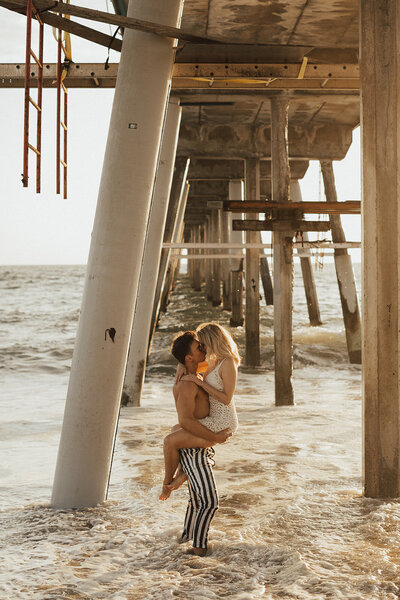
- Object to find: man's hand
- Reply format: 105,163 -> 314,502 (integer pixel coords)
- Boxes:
213,428 -> 232,444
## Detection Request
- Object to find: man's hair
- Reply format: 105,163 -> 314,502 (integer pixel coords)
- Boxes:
171,330 -> 196,365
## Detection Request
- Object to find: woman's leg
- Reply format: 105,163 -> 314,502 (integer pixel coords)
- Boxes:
159,429 -> 211,501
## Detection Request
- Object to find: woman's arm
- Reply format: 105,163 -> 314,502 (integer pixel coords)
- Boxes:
176,382 -> 232,442
174,362 -> 187,384
181,358 -> 237,405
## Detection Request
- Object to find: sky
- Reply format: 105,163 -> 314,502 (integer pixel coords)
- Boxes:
0,4 -> 361,265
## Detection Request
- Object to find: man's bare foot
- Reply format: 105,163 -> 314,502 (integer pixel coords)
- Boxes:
186,547 -> 207,557
169,471 -> 188,491
159,484 -> 173,501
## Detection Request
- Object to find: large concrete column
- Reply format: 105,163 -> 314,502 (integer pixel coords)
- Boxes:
122,99 -> 181,407
361,0 -> 400,497
148,157 -> 189,344
244,158 -> 261,366
291,181 -> 322,327
271,94 -> 294,406
51,0 -> 184,509
160,181 -> 190,313
320,161 -> 361,363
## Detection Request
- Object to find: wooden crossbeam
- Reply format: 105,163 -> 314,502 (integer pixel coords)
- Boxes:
0,62 -> 360,91
232,220 -> 331,232
0,0 -> 217,44
225,200 -> 361,214
0,3 -> 124,52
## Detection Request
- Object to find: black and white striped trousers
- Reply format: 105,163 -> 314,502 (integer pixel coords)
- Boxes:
179,447 -> 219,549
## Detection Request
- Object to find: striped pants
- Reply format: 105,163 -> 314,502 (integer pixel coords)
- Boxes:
179,447 -> 219,549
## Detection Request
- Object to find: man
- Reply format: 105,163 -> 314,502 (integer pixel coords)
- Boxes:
170,330 -> 231,556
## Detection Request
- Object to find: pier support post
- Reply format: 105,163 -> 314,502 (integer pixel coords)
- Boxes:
260,247 -> 274,306
271,94 -> 294,405
229,179 -> 244,327
149,158 -> 189,348
205,216 -> 213,301
193,224 -> 202,291
291,181 -> 322,327
160,182 -> 189,313
320,160 -> 361,362
211,208 -> 222,306
122,99 -> 182,407
231,261 -> 244,327
221,210 -> 232,310
361,0 -> 400,497
244,158 -> 261,366
188,227 -> 195,288
51,0 -> 184,509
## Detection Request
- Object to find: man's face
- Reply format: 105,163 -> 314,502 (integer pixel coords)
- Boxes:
187,339 -> 206,365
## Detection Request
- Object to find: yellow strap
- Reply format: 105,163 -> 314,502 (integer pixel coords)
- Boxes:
297,57 -> 308,79
52,0 -> 72,81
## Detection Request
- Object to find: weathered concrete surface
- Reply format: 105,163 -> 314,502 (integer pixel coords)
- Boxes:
177,122 -> 353,159
187,159 -> 309,182
181,1 -> 358,47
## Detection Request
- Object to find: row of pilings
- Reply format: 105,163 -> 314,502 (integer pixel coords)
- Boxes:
50,0 -> 400,508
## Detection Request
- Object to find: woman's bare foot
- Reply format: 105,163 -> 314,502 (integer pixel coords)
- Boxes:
169,471 -> 188,491
159,484 -> 173,501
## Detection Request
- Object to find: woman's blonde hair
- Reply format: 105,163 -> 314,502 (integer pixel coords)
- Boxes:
196,322 -> 240,366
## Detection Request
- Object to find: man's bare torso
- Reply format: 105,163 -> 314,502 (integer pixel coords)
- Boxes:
173,381 -> 209,419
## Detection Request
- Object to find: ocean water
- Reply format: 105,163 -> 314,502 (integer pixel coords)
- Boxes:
1,263 -> 400,599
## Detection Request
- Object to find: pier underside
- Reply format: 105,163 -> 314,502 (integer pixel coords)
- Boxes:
1,0 -> 398,503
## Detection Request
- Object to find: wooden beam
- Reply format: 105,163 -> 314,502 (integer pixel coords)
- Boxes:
232,220 -> 331,232
0,0 -> 216,43
0,62 -> 360,92
173,63 -> 359,79
225,200 -> 361,214
0,4 -> 124,52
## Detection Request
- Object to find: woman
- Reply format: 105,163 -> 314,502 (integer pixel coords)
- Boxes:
159,322 -> 240,501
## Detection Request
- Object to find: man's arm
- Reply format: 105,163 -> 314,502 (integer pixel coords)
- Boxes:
175,382 -> 231,443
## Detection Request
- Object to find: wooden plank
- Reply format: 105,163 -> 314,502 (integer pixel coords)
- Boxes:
173,63 -> 359,78
172,78 -> 359,91
0,62 -> 360,91
0,3 -> 124,52
224,200 -> 361,214
0,0 -> 216,43
175,45 -> 359,64
232,220 -> 331,232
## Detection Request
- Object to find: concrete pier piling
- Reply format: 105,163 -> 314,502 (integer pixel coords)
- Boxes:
122,99 -> 182,407
51,0 -> 184,509
149,157 -> 190,343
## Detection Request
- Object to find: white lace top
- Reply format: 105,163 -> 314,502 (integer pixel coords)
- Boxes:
198,359 -> 239,435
